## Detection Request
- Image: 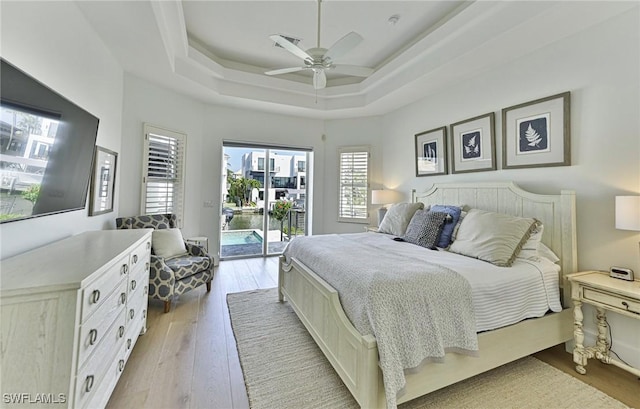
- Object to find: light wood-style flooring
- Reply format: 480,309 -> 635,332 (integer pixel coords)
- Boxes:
107,257 -> 639,409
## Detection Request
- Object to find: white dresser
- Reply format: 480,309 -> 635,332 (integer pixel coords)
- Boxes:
0,229 -> 152,408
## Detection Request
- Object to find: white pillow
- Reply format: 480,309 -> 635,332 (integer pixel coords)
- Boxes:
377,202 -> 424,236
152,228 -> 188,259
449,209 -> 538,267
539,243 -> 561,263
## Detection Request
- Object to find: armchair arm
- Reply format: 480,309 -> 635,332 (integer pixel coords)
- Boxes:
148,254 -> 176,301
185,242 -> 208,257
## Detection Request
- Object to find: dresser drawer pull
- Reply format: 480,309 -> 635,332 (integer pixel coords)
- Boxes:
127,338 -> 132,350
118,325 -> 125,338
131,280 -> 137,291
146,241 -> 151,250
91,290 -> 100,304
133,254 -> 138,264
85,375 -> 94,393
121,264 -> 129,275
143,309 -> 147,319
145,262 -> 150,271
120,292 -> 127,305
118,359 -> 125,372
89,329 -> 98,346
129,309 -> 135,319
144,286 -> 148,295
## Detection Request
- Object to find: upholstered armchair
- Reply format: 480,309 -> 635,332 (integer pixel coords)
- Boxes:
116,214 -> 213,313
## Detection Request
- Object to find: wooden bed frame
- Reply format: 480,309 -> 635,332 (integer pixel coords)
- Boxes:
278,182 -> 577,408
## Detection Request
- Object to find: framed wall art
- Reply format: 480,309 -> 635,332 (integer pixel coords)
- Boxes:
450,112 -> 496,174
502,91 -> 570,169
89,146 -> 118,216
415,126 -> 448,177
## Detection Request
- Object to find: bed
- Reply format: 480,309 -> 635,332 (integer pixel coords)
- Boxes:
278,182 -> 577,408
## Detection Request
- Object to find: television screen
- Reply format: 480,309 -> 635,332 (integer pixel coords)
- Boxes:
0,59 -> 99,223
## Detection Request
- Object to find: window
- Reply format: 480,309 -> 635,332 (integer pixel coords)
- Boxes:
141,124 -> 186,225
297,161 -> 306,172
257,157 -> 275,171
338,146 -> 369,222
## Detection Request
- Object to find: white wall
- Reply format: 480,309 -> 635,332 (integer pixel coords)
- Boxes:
120,74 -> 328,262
0,1 -> 124,259
380,7 -> 640,367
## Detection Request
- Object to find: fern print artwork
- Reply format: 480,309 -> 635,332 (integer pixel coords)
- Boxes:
461,130 -> 481,160
423,141 -> 438,164
517,113 -> 550,154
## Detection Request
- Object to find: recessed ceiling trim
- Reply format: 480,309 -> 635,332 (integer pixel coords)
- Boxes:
146,0 -> 638,115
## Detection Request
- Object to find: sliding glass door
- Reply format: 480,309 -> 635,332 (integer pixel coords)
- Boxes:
221,143 -> 311,259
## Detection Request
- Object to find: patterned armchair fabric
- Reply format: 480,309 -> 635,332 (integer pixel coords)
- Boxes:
116,214 -> 214,312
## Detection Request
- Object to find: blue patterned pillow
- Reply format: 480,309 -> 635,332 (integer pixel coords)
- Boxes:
430,205 -> 463,248
402,210 -> 448,249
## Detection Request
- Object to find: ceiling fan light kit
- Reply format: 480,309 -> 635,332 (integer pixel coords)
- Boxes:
265,0 -> 374,90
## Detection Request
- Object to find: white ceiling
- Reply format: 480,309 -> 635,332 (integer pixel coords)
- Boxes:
76,1 -> 636,119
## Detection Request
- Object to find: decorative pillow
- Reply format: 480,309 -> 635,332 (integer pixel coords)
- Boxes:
152,228 -> 188,259
377,202 -> 424,236
402,210 -> 448,249
448,209 -> 538,267
516,223 -> 544,260
430,204 -> 463,248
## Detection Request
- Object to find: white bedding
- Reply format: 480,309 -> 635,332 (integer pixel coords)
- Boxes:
359,231 -> 562,332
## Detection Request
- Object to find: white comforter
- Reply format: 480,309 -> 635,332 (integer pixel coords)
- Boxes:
282,232 -> 562,408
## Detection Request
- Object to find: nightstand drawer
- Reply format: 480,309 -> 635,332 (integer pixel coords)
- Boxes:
583,288 -> 640,315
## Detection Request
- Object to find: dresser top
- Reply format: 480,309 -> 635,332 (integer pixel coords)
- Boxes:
1,229 -> 152,295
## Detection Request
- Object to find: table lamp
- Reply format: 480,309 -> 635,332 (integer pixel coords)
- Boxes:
615,195 -> 640,279
371,189 -> 402,226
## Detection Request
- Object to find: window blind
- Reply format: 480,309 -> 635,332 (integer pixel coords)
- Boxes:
338,147 -> 369,222
141,124 -> 186,226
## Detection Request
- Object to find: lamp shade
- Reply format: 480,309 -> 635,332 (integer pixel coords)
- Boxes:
615,196 -> 640,231
371,189 -> 402,205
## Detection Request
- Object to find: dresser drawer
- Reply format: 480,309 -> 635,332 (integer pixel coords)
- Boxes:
130,239 -> 151,273
126,290 -> 148,326
583,287 -> 640,314
124,306 -> 146,361
81,341 -> 128,409
77,280 -> 128,366
75,311 -> 126,408
128,258 -> 149,299
81,254 -> 130,323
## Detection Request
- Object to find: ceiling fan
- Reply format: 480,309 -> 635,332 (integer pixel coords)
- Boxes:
265,0 -> 374,90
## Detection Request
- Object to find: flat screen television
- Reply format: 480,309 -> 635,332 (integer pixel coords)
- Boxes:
0,58 -> 99,223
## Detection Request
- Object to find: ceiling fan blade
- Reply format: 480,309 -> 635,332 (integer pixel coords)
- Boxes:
270,35 -> 312,61
265,67 -> 306,76
324,32 -> 363,61
313,70 -> 327,90
331,64 -> 374,77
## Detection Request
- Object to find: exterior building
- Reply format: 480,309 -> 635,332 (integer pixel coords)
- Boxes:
241,151 -> 306,209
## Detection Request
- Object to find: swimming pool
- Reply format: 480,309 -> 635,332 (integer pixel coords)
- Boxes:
221,230 -> 263,246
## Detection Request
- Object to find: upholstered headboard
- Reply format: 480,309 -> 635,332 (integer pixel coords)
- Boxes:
412,182 -> 577,303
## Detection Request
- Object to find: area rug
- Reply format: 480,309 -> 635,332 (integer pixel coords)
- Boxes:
227,288 -> 628,409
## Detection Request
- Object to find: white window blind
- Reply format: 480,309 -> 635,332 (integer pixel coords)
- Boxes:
338,146 -> 369,222
141,124 -> 186,225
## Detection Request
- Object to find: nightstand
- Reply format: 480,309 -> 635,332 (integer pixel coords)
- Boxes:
567,271 -> 640,377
